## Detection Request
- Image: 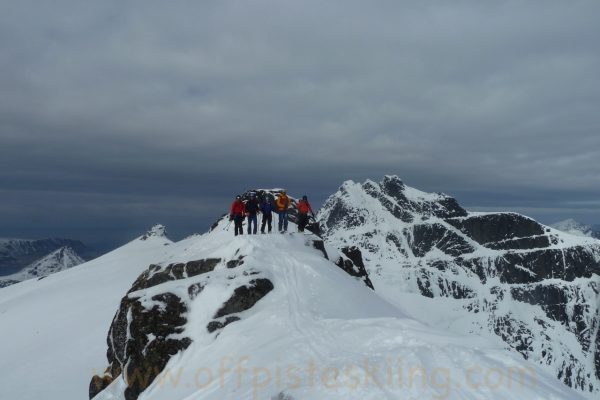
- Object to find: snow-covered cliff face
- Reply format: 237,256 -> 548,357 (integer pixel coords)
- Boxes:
318,176 -> 600,398
0,246 -> 86,288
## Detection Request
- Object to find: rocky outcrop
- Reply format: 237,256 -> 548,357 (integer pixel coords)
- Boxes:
319,176 -> 600,396
90,255 -> 275,400
335,246 -> 374,290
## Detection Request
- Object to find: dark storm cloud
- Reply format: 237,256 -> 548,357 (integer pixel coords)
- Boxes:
1,0 -> 599,247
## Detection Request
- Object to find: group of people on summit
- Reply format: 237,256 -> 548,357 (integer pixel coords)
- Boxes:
229,190 -> 314,236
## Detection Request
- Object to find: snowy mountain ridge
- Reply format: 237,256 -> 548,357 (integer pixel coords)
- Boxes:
0,218 -> 585,400
551,219 -> 599,239
90,219 -> 582,400
0,237 -> 91,275
0,246 -> 86,288
318,176 -> 600,398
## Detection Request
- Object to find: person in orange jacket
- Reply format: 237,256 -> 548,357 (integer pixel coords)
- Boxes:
229,195 -> 246,236
275,190 -> 291,232
296,195 -> 313,232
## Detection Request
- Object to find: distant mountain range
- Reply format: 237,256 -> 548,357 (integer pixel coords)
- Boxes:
0,237 -> 96,288
0,245 -> 87,288
0,237 -> 93,276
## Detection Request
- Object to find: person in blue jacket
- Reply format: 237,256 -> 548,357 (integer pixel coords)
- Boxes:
260,195 -> 274,233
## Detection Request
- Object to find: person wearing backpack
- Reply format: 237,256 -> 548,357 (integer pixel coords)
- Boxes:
296,195 -> 314,232
245,193 -> 260,235
229,195 -> 246,236
275,190 -> 291,232
260,196 -> 274,234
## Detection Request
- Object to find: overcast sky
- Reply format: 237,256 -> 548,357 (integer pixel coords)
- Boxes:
1,0 -> 599,250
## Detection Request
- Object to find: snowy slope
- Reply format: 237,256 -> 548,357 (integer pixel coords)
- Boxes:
0,225 -> 173,400
318,176 -> 600,398
0,218 -> 583,400
550,219 -> 597,239
0,246 -> 85,288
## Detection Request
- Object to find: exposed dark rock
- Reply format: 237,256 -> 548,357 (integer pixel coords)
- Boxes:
186,259 -> 222,276
188,282 -> 205,300
335,246 -> 374,290
272,392 -> 295,400
214,279 -> 274,319
321,197 -> 366,232
311,240 -> 329,260
227,256 -> 245,269
408,223 -> 475,257
207,316 -> 241,333
209,214 -> 228,232
91,256 -> 249,400
128,258 -> 221,292
0,279 -> 20,288
446,213 -> 545,246
493,315 -> 533,356
91,290 -> 192,400
89,374 -> 113,399
140,225 -> 168,241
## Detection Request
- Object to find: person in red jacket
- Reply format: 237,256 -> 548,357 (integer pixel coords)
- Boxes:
296,195 -> 313,232
229,195 -> 246,236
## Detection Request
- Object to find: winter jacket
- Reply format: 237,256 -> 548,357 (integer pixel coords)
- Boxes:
246,198 -> 260,215
297,199 -> 313,215
230,200 -> 246,217
276,194 -> 291,212
261,201 -> 274,215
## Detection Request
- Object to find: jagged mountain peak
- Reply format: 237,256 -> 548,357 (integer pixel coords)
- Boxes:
321,176 -> 467,236
319,175 -> 600,398
140,224 -> 168,241
0,245 -> 86,287
24,246 -> 85,276
0,236 -> 91,275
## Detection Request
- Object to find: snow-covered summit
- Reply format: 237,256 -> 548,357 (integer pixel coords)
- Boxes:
318,176 -> 600,398
14,246 -> 83,279
140,224 -> 168,241
0,246 -> 85,288
0,236 -> 90,275
550,219 -> 595,238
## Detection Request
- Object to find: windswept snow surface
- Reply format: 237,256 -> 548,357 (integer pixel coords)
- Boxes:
0,229 -> 173,400
550,219 -> 596,238
0,219 -> 584,400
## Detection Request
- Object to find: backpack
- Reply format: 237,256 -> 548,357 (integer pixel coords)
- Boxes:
276,195 -> 290,211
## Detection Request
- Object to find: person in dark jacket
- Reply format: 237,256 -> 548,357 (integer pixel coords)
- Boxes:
245,193 -> 260,234
229,195 -> 245,236
260,196 -> 274,233
296,195 -> 313,232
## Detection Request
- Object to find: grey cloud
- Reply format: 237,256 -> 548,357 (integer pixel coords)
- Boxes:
1,0 -> 599,247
